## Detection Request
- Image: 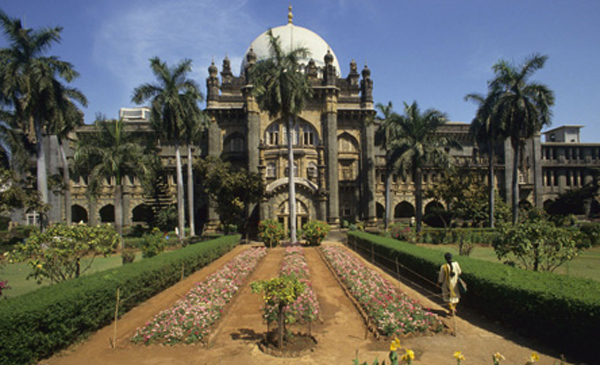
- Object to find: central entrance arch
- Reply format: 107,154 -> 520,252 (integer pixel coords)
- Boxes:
263,177 -> 322,233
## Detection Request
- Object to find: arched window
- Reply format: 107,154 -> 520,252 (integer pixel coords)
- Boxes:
224,134 -> 244,152
285,162 -> 299,177
307,162 -> 318,178
283,123 -> 299,145
266,162 -> 277,178
266,124 -> 279,145
302,123 -> 318,146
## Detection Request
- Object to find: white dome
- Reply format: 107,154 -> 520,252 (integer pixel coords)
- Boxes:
241,23 -> 341,77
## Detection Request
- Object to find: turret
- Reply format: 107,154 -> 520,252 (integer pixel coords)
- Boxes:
206,60 -> 220,101
361,63 -> 373,104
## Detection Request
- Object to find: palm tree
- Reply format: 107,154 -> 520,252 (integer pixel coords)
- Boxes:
74,118 -> 146,242
182,92 -> 207,237
0,11 -> 86,227
374,101 -> 400,230
490,54 -> 554,224
132,57 -> 203,242
50,99 -> 85,225
249,30 -> 313,243
392,101 -> 457,234
465,87 -> 503,228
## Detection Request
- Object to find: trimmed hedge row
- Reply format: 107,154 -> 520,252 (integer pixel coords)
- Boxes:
347,231 -> 599,363
418,227 -> 500,245
0,234 -> 240,365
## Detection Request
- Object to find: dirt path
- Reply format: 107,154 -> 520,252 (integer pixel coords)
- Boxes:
42,242 -> 570,365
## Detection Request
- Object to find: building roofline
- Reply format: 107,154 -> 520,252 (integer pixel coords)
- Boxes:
542,125 -> 585,134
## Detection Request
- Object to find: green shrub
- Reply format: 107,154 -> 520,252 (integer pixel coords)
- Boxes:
301,220 -> 330,246
140,228 -> 167,258
258,219 -> 286,248
0,234 -> 240,364
121,249 -> 135,265
347,231 -> 599,364
579,222 -> 600,246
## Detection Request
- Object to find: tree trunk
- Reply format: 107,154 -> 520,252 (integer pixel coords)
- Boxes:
35,121 -> 48,229
59,140 -> 72,225
415,167 -> 423,234
115,184 -> 124,245
287,116 -> 297,243
488,141 -> 495,228
277,304 -> 285,349
175,142 -> 186,241
187,144 -> 195,237
384,165 -> 392,230
512,140 -> 520,225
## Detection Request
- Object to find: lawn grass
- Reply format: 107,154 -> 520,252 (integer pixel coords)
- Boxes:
420,243 -> 600,281
0,252 -> 143,299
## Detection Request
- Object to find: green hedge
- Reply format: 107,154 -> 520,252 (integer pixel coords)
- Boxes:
0,234 -> 240,365
348,231 -> 599,363
417,227 -> 500,245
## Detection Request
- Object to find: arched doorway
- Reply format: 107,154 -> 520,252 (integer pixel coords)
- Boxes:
99,204 -> 115,223
394,201 -> 415,218
132,204 -> 154,225
71,205 -> 88,223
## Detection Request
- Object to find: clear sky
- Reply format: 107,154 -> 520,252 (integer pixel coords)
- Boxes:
2,0 -> 599,141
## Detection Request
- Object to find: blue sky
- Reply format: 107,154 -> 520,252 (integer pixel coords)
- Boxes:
2,0 -> 600,141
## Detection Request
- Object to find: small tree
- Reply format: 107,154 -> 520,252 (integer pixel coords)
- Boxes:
493,210 -> 588,272
301,220 -> 330,246
8,224 -> 119,283
250,275 -> 305,349
258,219 -> 286,248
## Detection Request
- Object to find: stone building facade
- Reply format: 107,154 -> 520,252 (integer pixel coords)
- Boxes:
12,15 -> 600,230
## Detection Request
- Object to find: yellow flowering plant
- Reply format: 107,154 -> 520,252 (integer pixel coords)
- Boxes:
454,350 -> 466,364
525,352 -> 539,365
493,352 -> 505,364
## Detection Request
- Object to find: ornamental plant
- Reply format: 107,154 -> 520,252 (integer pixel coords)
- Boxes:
260,246 -> 320,326
140,227 -> 167,258
251,275 -> 305,349
301,220 -> 330,246
132,247 -> 266,345
258,219 -> 286,248
0,280 -> 9,297
322,245 -> 443,337
8,223 -> 119,283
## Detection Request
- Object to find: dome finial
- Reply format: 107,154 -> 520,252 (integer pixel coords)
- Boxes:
288,4 -> 293,24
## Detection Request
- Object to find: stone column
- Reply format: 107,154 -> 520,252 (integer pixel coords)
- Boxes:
531,135 -> 544,208
324,89 -> 339,227
205,117 -> 221,232
363,119 -> 377,227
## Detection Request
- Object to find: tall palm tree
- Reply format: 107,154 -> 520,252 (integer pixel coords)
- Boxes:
73,118 -> 146,242
249,30 -> 313,243
0,11 -> 86,227
490,54 -> 554,224
50,99 -> 85,225
465,87 -> 503,228
132,57 -> 203,242
182,92 -> 207,237
392,101 -> 457,234
374,101 -> 400,230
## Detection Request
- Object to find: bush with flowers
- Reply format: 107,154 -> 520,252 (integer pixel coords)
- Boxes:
132,246 -> 266,345
301,220 -> 330,246
258,219 -> 286,248
322,245 -> 443,337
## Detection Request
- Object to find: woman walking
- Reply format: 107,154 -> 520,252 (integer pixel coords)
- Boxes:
437,252 -> 462,315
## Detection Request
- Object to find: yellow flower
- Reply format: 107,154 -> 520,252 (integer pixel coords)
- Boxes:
36,263 -> 43,269
527,352 -> 540,364
390,338 -> 401,352
454,351 -> 465,361
493,352 -> 505,361
401,349 -> 415,361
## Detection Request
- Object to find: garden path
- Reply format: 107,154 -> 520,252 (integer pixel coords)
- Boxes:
42,240 -> 570,365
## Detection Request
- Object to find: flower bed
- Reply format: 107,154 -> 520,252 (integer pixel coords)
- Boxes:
261,246 -> 320,325
132,246 -> 266,345
321,245 -> 443,337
